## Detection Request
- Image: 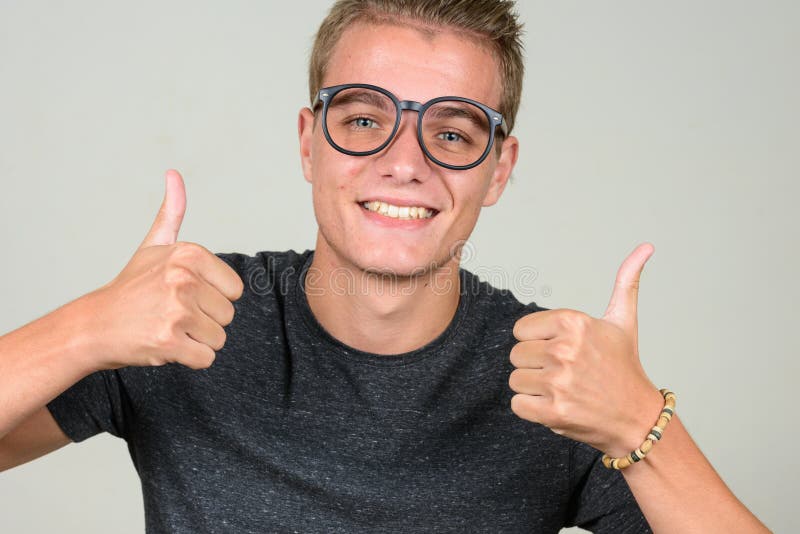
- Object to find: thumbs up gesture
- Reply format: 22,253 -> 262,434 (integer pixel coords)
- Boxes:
508,243 -> 665,458
85,170 -> 244,372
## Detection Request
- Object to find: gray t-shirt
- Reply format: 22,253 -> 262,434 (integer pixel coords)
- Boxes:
47,249 -> 651,533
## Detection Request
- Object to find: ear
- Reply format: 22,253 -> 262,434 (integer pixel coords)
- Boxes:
482,134 -> 519,207
298,107 -> 315,184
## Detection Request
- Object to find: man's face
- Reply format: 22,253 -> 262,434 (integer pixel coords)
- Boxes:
298,22 -> 519,278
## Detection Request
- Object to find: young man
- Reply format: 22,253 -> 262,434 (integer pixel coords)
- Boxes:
0,1 -> 769,532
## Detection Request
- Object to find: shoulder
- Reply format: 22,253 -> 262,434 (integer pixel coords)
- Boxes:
212,248 -> 313,299
214,248 -> 313,278
214,248 -> 312,272
454,268 -> 550,356
461,267 -> 550,326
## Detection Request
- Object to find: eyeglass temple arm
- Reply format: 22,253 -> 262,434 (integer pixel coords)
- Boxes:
497,118 -> 509,137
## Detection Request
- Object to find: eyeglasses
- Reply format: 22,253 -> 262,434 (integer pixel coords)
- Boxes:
312,83 -> 508,170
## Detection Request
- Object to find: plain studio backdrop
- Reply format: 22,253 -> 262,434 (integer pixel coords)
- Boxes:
0,1 -> 797,532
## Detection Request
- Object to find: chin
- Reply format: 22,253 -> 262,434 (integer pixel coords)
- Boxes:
355,250 -> 433,279
352,245 -> 459,280
316,218 -> 460,280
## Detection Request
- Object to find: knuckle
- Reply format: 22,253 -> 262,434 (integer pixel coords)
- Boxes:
164,265 -> 196,290
510,393 -> 526,417
146,355 -> 168,367
551,368 -> 573,394
551,341 -> 575,364
557,309 -> 583,331
556,310 -> 572,328
164,303 -> 191,328
508,368 -> 525,392
222,301 -> 236,326
511,394 -> 538,422
231,273 -> 245,300
551,401 -> 570,427
555,310 -> 572,329
176,240 -> 206,255
575,313 -> 590,333
170,241 -> 206,263
152,322 -> 178,350
549,340 -> 566,357
509,343 -> 524,367
212,329 -> 227,351
512,319 -> 524,339
191,347 -> 216,369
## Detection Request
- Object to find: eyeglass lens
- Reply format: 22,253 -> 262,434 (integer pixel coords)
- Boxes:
325,87 -> 492,168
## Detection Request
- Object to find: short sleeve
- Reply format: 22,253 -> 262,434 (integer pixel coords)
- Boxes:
44,250 -> 244,446
563,441 -> 652,533
46,369 -> 131,443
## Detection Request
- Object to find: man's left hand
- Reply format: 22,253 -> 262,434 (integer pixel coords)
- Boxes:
508,242 -> 665,457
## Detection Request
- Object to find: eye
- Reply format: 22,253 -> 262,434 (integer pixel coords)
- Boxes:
437,131 -> 464,143
351,117 -> 378,129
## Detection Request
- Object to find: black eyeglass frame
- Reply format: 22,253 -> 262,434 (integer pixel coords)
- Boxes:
313,83 -> 509,171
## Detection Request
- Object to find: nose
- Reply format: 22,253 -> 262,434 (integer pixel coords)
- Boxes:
373,110 -> 433,183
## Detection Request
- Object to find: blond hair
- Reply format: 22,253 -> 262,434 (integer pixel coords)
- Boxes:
309,0 -> 525,134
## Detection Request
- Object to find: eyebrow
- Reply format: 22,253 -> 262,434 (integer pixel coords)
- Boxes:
329,90 -> 395,112
425,104 -> 489,130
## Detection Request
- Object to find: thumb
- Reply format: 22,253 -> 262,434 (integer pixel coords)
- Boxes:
602,242 -> 654,328
139,169 -> 187,250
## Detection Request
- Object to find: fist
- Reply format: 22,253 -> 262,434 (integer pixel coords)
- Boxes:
508,243 -> 664,457
86,170 -> 244,371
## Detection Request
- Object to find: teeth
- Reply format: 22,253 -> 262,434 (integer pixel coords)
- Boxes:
361,201 -> 435,219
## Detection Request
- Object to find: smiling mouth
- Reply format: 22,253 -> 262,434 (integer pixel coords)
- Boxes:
359,200 -> 439,220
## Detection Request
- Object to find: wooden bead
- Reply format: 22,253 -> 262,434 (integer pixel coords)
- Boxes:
602,388 -> 676,470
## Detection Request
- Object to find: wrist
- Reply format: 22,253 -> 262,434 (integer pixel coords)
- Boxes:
63,289 -> 115,374
604,386 -> 665,458
602,388 -> 677,470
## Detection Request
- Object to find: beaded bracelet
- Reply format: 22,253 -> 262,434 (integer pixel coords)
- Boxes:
601,389 -> 676,470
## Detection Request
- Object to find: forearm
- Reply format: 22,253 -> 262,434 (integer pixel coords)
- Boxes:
621,412 -> 771,533
0,293 -> 100,440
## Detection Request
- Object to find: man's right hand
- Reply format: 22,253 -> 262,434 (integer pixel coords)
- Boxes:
86,169 -> 244,371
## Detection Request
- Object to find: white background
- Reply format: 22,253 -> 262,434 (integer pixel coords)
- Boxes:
0,1 -> 797,532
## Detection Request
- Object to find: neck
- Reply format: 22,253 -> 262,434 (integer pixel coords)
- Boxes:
304,237 -> 462,356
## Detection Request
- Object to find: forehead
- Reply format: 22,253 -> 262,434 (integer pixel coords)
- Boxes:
323,21 -> 503,109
